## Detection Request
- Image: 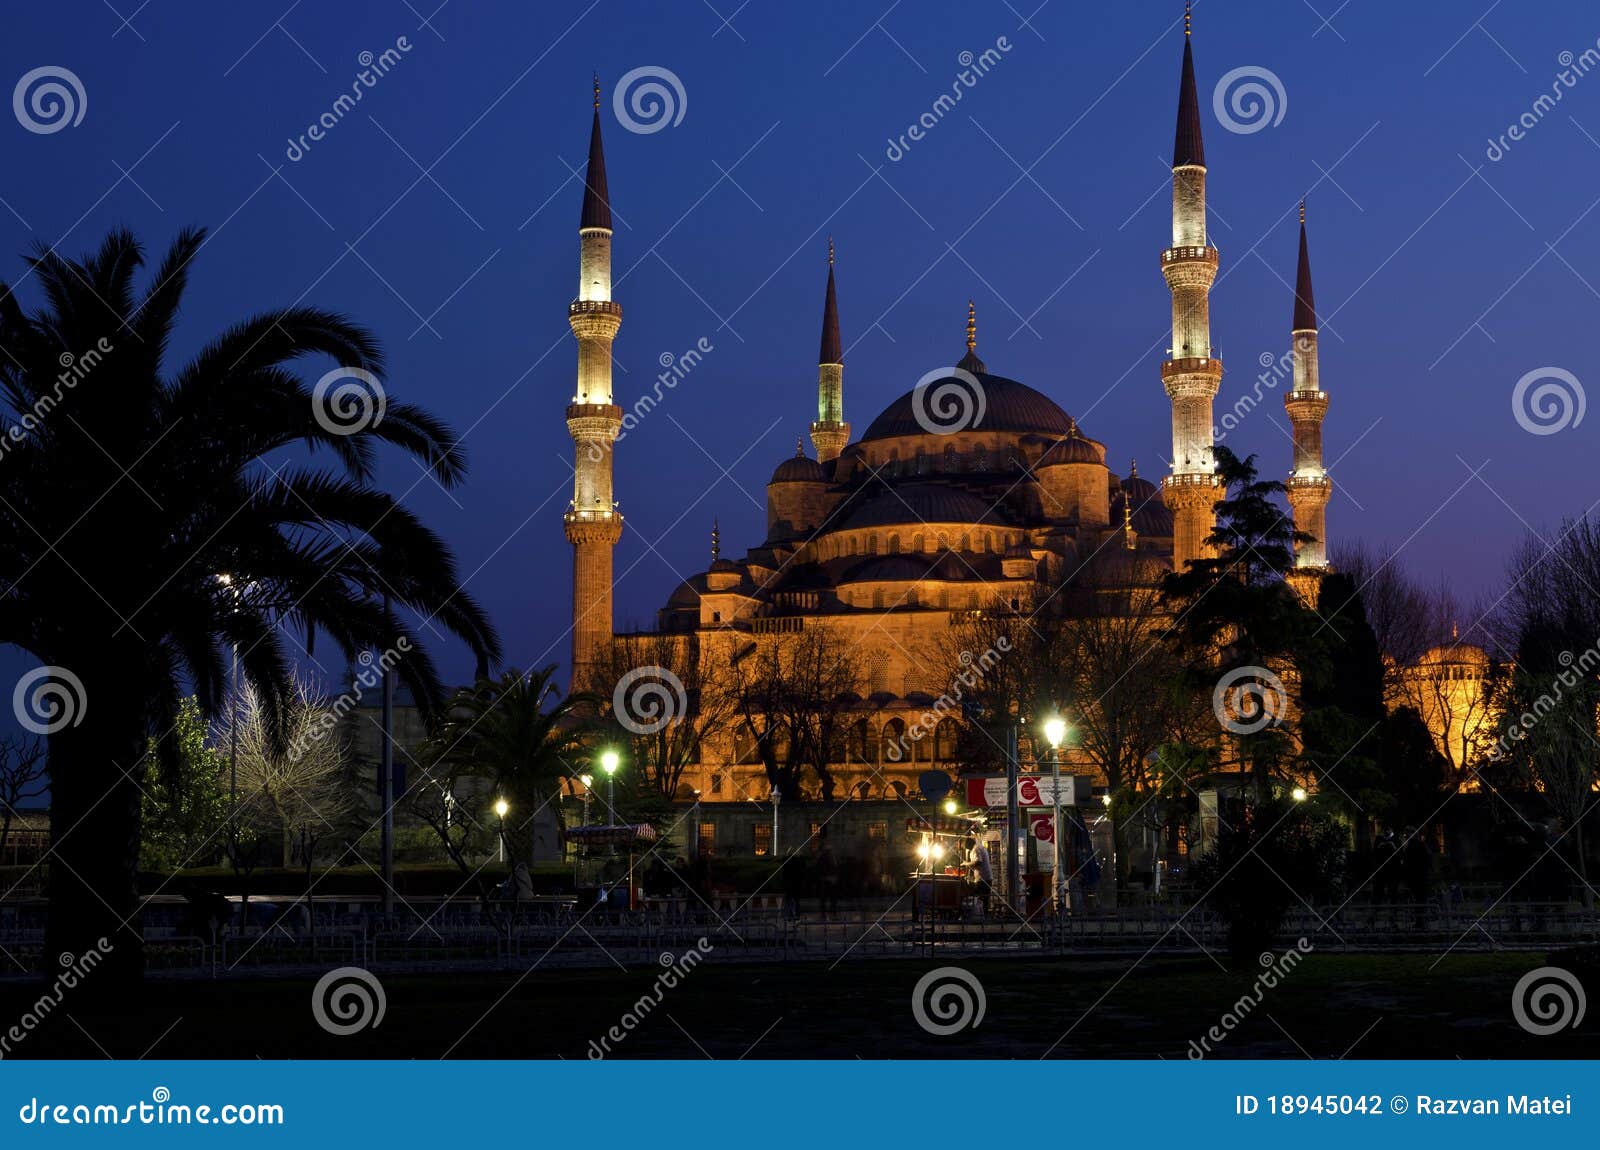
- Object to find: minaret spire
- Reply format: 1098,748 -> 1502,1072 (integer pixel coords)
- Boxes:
809,239 -> 850,461
565,80 -> 625,688
1285,203 -> 1331,573
1161,10 -> 1223,571
957,299 -> 986,374
711,518 -> 721,562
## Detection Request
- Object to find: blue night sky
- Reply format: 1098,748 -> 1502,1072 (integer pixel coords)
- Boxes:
3,0 -> 1598,691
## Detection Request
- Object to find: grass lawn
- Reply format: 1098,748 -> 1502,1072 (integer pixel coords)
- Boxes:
3,952 -> 1596,1060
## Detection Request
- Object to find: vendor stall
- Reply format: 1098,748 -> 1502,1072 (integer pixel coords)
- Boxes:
905,813 -> 985,921
564,823 -> 659,910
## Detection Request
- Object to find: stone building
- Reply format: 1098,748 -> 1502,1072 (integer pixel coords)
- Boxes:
565,17 -> 1336,808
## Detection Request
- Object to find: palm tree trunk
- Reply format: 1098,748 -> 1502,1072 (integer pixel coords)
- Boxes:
44,676 -> 146,988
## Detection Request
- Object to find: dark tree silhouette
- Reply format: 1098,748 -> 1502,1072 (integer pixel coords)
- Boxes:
0,228 -> 500,981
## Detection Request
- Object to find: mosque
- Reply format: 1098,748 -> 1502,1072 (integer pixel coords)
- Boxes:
560,16 -> 1334,805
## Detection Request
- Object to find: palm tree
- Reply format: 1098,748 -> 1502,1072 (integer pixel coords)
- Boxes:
0,228 -> 501,981
423,667 -> 594,863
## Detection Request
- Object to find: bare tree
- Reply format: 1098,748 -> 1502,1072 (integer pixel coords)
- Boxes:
0,734 -> 47,861
223,681 -> 361,941
596,630 -> 737,799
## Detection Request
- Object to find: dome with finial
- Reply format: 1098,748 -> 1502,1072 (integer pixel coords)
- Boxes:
1035,415 -> 1106,467
769,439 -> 828,483
1121,459 -> 1161,504
860,301 -> 1076,442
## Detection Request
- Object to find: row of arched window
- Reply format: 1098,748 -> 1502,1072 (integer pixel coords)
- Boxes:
728,716 -> 962,766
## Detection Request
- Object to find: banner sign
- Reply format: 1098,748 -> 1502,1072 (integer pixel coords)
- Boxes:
967,775 -> 1079,808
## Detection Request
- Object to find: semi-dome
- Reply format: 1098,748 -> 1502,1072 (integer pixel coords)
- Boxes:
841,483 -> 1002,530
860,372 -> 1076,441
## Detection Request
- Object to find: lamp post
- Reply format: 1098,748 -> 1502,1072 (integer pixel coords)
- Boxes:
493,797 -> 509,864
1043,716 -> 1069,918
600,749 -> 620,823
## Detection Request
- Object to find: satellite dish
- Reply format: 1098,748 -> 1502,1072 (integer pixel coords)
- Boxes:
919,770 -> 953,801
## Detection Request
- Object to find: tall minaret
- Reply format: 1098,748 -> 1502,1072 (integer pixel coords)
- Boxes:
1160,3 -> 1224,571
564,76 -> 624,689
1285,200 -> 1331,569
809,238 -> 849,461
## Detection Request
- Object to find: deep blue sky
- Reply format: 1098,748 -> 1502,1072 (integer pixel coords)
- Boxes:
4,0 -> 1598,691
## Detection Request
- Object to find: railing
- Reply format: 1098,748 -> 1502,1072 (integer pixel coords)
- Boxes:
568,299 -> 621,317
1161,245 -> 1219,264
6,899 -> 1591,977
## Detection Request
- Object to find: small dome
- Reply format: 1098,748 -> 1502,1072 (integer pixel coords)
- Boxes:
665,574 -> 709,608
1036,431 -> 1105,467
1111,491 -> 1173,537
770,453 -> 827,484
1121,466 -> 1160,504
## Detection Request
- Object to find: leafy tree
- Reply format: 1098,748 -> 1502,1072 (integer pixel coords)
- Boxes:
1161,447 -> 1319,798
0,228 -> 500,979
1298,572 -> 1386,817
423,667 -> 594,863
139,697 -> 228,872
1189,798 -> 1347,967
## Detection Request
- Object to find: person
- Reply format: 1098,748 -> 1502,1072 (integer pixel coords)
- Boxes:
815,837 -> 839,918
967,836 -> 992,916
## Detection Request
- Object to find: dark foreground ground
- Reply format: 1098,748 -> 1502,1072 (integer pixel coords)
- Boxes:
2,953 -> 1595,1059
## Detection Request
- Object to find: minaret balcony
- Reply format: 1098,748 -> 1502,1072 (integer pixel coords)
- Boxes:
569,299 -> 622,318
1160,245 -> 1219,288
1161,355 -> 1223,382
1284,390 -> 1329,418
1160,245 -> 1219,266
568,298 -> 623,340
1286,473 -> 1332,499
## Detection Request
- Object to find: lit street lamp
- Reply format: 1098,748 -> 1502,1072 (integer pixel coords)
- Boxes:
600,749 -> 620,823
1042,716 -> 1070,917
493,797 -> 509,863
1291,786 -> 1308,803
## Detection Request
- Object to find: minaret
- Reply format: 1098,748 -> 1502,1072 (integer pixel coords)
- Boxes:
1285,200 -> 1331,569
1160,3 -> 1224,571
809,238 -> 849,461
564,76 -> 624,689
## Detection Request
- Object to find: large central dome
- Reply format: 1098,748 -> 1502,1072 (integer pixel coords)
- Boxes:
859,371 -> 1076,441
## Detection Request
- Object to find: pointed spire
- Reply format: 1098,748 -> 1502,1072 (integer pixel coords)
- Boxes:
1173,6 -> 1206,168
581,73 -> 612,231
819,239 -> 842,365
957,299 -> 987,374
1129,458 -> 1139,479
711,518 -> 721,562
1293,201 -> 1317,331
796,437 -> 806,457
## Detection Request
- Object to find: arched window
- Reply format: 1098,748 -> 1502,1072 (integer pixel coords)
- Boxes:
888,780 -> 909,799
935,719 -> 959,760
881,717 -> 908,764
973,445 -> 988,471
848,719 -> 870,762
888,534 -> 901,554
915,448 -> 927,474
944,445 -> 957,471
872,588 -> 885,610
913,533 -> 925,553
867,534 -> 879,555
959,533 -> 970,552
853,781 -> 874,800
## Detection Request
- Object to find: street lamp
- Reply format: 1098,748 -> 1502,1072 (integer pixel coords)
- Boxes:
943,797 -> 958,816
1291,786 -> 1308,803
1042,715 -> 1071,918
599,749 -> 620,823
493,797 -> 509,863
